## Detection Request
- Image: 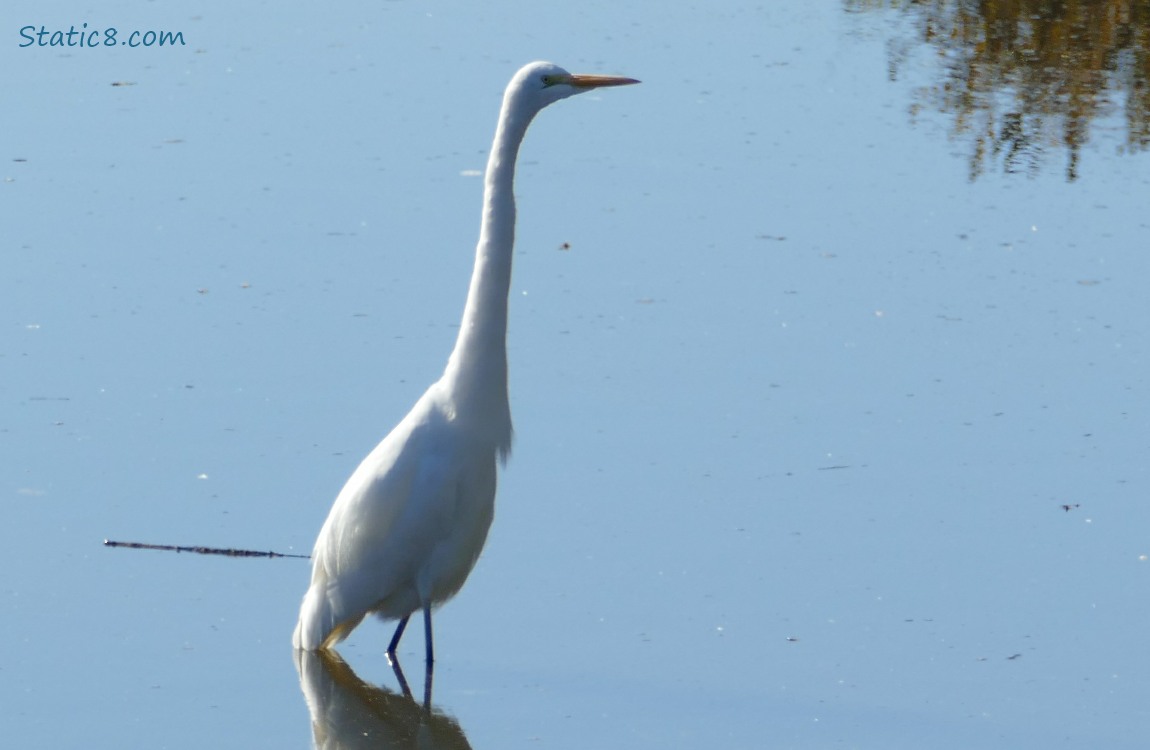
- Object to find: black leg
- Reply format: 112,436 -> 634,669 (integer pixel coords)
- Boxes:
387,614 -> 410,661
387,615 -> 414,699
422,605 -> 434,708
422,605 -> 434,666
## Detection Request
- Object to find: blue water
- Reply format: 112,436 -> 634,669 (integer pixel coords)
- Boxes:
3,1 -> 1148,747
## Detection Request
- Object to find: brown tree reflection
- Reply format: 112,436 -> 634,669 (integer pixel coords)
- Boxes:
848,0 -> 1150,181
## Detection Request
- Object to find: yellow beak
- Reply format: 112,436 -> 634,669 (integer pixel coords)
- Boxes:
567,73 -> 641,88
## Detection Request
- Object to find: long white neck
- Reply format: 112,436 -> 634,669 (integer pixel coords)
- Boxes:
441,94 -> 536,458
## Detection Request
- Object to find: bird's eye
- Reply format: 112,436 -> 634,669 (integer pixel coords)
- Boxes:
540,74 -> 558,87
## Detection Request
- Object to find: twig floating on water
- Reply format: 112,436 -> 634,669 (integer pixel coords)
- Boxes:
103,539 -> 310,559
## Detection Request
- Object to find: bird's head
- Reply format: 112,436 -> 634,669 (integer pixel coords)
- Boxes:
507,61 -> 639,114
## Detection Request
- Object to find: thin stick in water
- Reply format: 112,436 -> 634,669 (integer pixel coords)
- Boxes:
103,539 -> 310,559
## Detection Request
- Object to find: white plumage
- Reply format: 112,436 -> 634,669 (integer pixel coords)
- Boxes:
293,62 -> 638,661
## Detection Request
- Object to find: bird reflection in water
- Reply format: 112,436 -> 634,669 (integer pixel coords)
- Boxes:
295,648 -> 472,750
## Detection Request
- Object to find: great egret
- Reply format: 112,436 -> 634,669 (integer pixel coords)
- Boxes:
292,62 -> 638,664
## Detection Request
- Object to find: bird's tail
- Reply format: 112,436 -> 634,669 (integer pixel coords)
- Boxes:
292,583 -> 327,650
293,572 -> 364,650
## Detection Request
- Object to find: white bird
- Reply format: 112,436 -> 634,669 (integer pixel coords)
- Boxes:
293,62 -> 638,664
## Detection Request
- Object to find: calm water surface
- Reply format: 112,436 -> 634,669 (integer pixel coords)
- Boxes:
3,1 -> 1148,748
